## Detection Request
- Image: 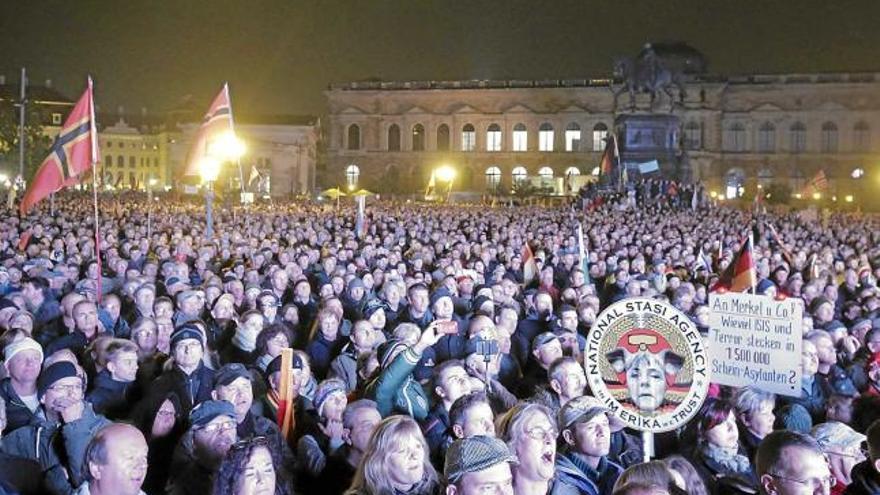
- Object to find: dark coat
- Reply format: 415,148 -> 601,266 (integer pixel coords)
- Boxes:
87,370 -> 136,419
151,363 -> 215,416
0,378 -> 38,434
845,461 -> 880,495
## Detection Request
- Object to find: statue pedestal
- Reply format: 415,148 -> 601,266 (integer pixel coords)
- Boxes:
615,114 -> 685,181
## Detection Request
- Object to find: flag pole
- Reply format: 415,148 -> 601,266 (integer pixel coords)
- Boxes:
749,232 -> 756,295
88,77 -> 103,302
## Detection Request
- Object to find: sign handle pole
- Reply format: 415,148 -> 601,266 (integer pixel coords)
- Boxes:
642,430 -> 654,463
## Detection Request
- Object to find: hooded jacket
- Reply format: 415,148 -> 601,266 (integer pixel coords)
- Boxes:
86,370 -> 135,419
365,346 -> 429,421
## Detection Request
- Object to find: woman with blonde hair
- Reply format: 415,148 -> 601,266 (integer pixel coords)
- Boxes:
345,415 -> 439,495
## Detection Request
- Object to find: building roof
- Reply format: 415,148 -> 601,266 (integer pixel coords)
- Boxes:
0,83 -> 73,105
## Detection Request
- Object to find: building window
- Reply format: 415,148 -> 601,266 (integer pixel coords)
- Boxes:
52,113 -> 62,125
347,124 -> 361,150
592,123 -> 609,151
104,155 -> 112,166
725,168 -> 745,198
412,124 -> 425,151
512,123 -> 527,152
106,141 -> 112,148
461,124 -> 476,152
388,124 -> 401,151
757,122 -> 775,153
757,168 -> 774,188
512,166 -> 527,186
684,121 -> 702,150
789,122 -> 806,153
538,123 -> 554,152
821,121 -> 838,153
486,124 -> 502,152
345,164 -> 359,188
485,166 -> 501,191
129,156 -> 136,167
154,157 -> 159,166
725,123 -> 747,152
116,156 -> 124,167
538,166 -> 554,187
564,123 -> 581,152
854,122 -> 870,152
437,124 -> 450,151
565,167 -> 581,177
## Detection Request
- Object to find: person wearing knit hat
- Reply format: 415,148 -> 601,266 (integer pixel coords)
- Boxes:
1,337 -> 44,431
444,435 -> 517,493
297,378 -> 350,483
3,360 -> 111,495
151,323 -> 215,416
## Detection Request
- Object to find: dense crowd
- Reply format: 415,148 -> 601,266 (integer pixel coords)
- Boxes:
0,190 -> 879,495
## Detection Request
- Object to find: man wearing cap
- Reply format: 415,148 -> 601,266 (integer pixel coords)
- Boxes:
554,396 -> 623,495
151,324 -> 214,416
212,362 -> 289,463
444,435 -> 516,495
1,337 -> 44,432
4,361 -> 111,495
812,421 -> 866,493
518,332 -> 563,399
172,289 -> 205,328
167,400 -> 238,495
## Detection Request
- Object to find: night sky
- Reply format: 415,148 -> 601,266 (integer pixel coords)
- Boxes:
1,0 -> 878,117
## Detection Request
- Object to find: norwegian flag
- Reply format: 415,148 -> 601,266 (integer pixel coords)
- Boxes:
20,78 -> 98,215
182,83 -> 234,177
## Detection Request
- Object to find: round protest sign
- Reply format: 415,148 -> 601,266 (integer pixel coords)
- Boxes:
585,298 -> 710,433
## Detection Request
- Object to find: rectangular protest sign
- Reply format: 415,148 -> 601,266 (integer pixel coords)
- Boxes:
707,292 -> 804,397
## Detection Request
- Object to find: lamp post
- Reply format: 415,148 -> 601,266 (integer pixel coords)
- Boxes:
199,157 -> 220,238
435,165 -> 456,202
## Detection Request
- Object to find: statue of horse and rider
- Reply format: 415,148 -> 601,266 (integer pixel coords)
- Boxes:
612,43 -> 706,113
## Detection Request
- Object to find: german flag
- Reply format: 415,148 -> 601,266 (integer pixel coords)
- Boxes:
711,235 -> 756,293
598,133 -> 619,177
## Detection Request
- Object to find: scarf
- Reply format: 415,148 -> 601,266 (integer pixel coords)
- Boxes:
699,441 -> 752,475
232,326 -> 258,352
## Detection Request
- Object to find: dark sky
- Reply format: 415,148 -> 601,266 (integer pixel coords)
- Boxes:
1,0 -> 878,118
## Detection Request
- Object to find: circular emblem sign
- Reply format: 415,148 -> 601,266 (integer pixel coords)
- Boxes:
585,298 -> 710,433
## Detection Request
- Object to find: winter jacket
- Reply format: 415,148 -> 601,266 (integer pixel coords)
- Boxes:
365,347 -> 429,420
0,378 -> 39,434
845,460 -> 880,495
329,343 -> 359,391
150,364 -> 215,417
0,451 -> 44,495
777,376 -> 827,424
554,452 -> 621,495
421,404 -> 451,467
307,333 -> 346,380
2,403 -> 110,495
86,370 -> 135,419
166,430 -> 216,495
318,446 -> 357,495
511,314 -> 552,368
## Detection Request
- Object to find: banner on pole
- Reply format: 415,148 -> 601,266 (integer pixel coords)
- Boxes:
707,293 -> 804,397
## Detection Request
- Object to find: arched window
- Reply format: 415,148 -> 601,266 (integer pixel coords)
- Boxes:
539,123 -> 554,152
512,123 -> 527,152
104,155 -> 112,167
512,166 -> 528,186
437,124 -> 450,151
538,166 -> 554,179
592,123 -> 609,151
412,124 -> 425,151
129,156 -> 136,167
789,122 -> 806,153
564,123 -> 581,152
821,122 -> 838,153
684,121 -> 702,150
486,124 -> 502,152
347,124 -> 361,150
345,164 -> 360,188
565,167 -> 581,177
461,124 -> 476,152
724,123 -> 747,152
854,121 -> 870,152
387,124 -> 401,151
485,166 -> 502,190
757,122 -> 775,153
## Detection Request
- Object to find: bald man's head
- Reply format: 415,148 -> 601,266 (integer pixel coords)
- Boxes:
84,423 -> 149,495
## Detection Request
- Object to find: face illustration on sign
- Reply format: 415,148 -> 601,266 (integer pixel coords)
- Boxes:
585,298 -> 709,433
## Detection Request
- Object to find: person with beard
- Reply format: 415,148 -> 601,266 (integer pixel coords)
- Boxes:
166,400 -> 238,495
131,391 -> 185,495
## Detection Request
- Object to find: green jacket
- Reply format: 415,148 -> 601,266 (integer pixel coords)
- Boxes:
3,403 -> 110,495
365,347 -> 429,420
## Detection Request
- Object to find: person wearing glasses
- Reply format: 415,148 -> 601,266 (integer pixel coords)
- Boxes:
554,395 -> 623,495
496,402 -> 575,495
755,430 -> 835,495
166,399 -> 238,495
214,436 -> 291,495
4,361 -> 110,495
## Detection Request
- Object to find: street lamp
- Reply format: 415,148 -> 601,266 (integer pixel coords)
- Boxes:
199,156 -> 221,238
436,165 -> 456,182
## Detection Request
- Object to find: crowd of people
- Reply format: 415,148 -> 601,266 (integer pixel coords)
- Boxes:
0,190 -> 878,495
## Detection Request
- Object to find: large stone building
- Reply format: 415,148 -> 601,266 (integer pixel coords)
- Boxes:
325,57 -> 879,200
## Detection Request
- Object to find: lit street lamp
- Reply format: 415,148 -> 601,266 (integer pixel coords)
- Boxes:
435,165 -> 456,202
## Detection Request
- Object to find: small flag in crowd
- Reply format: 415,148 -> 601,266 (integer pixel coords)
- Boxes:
20,78 -> 98,215
248,164 -> 261,191
802,170 -> 828,196
577,223 -> 591,284
598,133 -> 619,177
692,247 -> 713,276
711,234 -> 757,293
355,195 -> 368,239
425,171 -> 437,198
522,242 -> 538,286
182,83 -> 234,177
